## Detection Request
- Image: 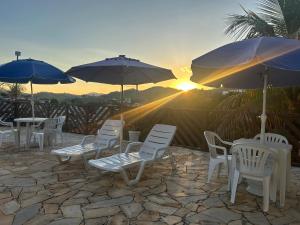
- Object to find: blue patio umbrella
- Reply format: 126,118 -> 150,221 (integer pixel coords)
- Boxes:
0,59 -> 75,117
190,37 -> 300,141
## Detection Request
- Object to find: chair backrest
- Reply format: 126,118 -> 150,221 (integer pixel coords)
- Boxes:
56,116 -> 66,132
204,131 -> 219,158
43,118 -> 58,133
232,144 -> 273,176
139,124 -> 176,158
95,120 -> 123,147
254,133 -> 288,145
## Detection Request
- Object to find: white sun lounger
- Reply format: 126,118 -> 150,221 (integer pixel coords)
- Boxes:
51,120 -> 123,169
89,124 -> 177,185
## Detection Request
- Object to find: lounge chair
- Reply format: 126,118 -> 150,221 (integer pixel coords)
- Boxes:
88,124 -> 177,185
51,119 -> 123,168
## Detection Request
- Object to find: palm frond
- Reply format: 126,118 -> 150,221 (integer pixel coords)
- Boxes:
225,7 -> 275,40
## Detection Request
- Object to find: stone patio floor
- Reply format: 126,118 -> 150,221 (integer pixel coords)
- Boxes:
0,129 -> 299,225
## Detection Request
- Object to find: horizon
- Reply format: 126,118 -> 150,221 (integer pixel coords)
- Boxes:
0,0 -> 255,94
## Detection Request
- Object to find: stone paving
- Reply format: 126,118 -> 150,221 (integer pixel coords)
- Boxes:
0,129 -> 299,225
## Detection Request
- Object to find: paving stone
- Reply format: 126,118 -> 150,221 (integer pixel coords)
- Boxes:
85,196 -> 133,209
148,195 -> 180,207
244,212 -> 270,225
85,217 -> 107,225
108,188 -> 132,198
43,203 -> 59,214
61,205 -> 82,218
44,190 -> 77,204
24,214 -> 61,225
12,203 -> 41,225
186,207 -> 241,224
162,215 -> 182,224
137,210 -> 160,221
0,200 -> 20,215
0,210 -> 13,225
0,177 -> 35,187
0,192 -> 11,199
108,213 -> 128,225
21,194 -> 50,207
48,218 -> 82,225
0,169 -> 10,176
73,191 -> 93,199
83,206 -> 120,219
144,202 -> 178,215
120,202 -> 143,218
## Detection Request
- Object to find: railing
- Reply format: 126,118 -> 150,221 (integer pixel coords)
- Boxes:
0,99 -> 299,165
0,100 -> 119,135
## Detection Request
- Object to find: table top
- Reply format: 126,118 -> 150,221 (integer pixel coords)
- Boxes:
233,138 -> 292,151
14,117 -> 48,123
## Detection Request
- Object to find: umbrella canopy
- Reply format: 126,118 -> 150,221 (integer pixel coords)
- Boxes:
67,55 -> 176,152
191,37 -> 300,88
0,59 -> 74,84
66,55 -> 176,85
0,59 -> 75,118
190,37 -> 300,142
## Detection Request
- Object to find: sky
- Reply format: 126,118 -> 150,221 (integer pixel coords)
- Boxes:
0,0 -> 256,94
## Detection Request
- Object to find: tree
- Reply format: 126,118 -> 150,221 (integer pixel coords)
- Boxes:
7,84 -> 25,100
225,0 -> 300,40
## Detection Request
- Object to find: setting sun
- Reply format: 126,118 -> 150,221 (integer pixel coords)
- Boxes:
176,82 -> 197,91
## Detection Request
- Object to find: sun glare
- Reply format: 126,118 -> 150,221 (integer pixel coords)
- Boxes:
177,82 -> 196,91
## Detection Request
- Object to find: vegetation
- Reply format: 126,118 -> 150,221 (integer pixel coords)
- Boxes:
225,0 -> 300,40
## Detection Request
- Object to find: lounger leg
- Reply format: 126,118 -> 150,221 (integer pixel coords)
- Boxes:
170,154 -> 176,174
56,155 -> 71,164
120,162 -> 146,186
82,153 -> 90,170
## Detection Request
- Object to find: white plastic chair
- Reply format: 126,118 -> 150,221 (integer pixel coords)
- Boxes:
55,116 -> 66,144
254,133 -> 288,145
204,131 -> 233,183
88,124 -> 177,186
30,118 -> 58,151
0,119 -> 18,147
230,143 -> 277,212
51,120 -> 123,169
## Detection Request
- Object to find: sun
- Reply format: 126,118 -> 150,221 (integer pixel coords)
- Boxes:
176,82 -> 197,91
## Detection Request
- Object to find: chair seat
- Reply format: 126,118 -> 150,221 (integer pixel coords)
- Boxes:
89,152 -> 154,172
216,154 -> 232,160
51,143 -> 107,157
0,129 -> 17,135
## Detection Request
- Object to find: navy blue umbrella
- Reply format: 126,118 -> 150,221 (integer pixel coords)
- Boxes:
190,37 -> 300,141
0,59 -> 75,117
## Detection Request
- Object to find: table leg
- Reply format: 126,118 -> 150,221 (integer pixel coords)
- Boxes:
279,150 -> 290,207
16,122 -> 20,148
25,122 -> 30,149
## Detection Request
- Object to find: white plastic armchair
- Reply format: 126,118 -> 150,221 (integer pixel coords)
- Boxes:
204,131 -> 233,183
230,143 -> 278,212
0,119 -> 18,147
55,116 -> 66,144
51,120 -> 123,169
30,118 -> 58,151
89,124 -> 177,186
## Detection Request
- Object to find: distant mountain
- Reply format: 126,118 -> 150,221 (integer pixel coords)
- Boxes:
34,86 -> 179,105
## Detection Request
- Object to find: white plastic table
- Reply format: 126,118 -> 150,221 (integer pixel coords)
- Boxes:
14,117 -> 48,149
232,138 -> 292,207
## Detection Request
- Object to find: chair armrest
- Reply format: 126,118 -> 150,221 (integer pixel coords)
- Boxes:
208,143 -> 228,156
107,137 -> 119,148
125,142 -> 143,154
152,147 -> 168,160
80,135 -> 96,146
0,120 -> 13,128
221,140 -> 233,146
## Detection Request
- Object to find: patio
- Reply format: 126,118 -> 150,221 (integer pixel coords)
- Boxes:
0,130 -> 299,225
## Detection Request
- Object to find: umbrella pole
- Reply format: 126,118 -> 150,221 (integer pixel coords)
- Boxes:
30,81 -> 35,119
260,73 -> 268,143
120,84 -> 124,153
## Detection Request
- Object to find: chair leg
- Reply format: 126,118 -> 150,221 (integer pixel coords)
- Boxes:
39,135 -> 44,151
230,170 -> 240,204
262,177 -> 270,212
82,153 -> 90,170
207,160 -> 217,183
216,164 -> 221,177
60,133 -> 64,144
